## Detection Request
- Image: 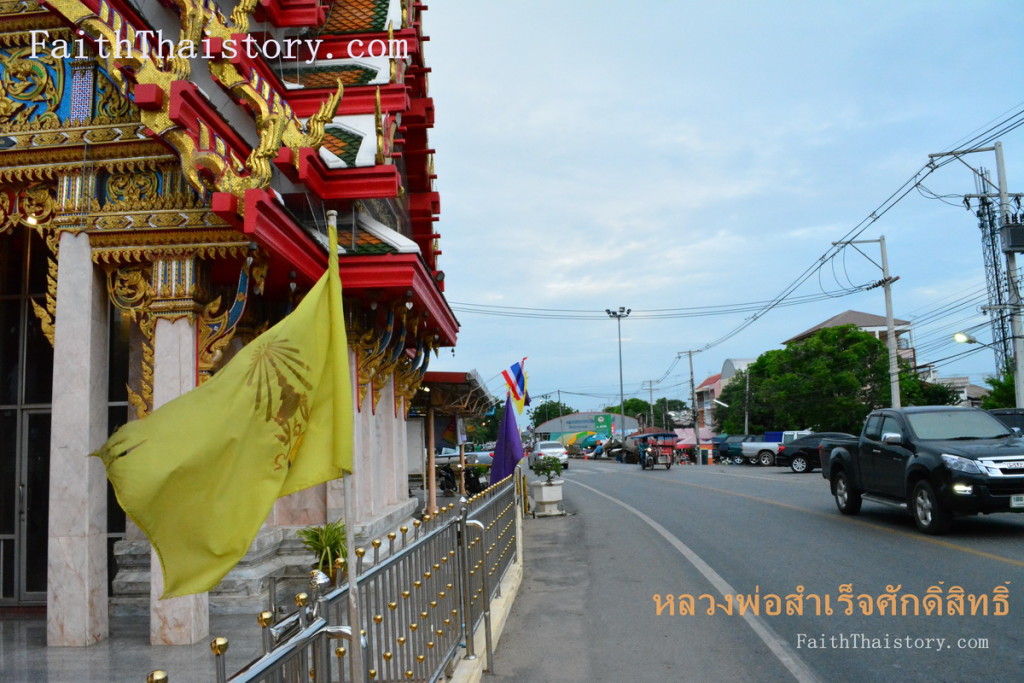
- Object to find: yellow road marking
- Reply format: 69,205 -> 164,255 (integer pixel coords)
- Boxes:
610,465 -> 1024,569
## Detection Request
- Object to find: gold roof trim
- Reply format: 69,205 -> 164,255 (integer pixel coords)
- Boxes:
90,229 -> 251,264
46,0 -> 345,210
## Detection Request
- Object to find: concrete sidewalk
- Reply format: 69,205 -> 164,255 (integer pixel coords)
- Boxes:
0,499 -> 529,683
0,611 -> 263,682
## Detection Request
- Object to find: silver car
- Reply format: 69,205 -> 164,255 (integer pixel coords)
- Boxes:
528,440 -> 569,470
466,450 -> 494,466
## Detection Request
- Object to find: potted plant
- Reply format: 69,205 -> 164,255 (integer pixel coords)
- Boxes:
529,456 -> 565,516
532,455 -> 563,483
296,519 -> 347,580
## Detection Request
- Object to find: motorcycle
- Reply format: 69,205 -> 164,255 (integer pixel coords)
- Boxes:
436,463 -> 486,496
436,464 -> 458,497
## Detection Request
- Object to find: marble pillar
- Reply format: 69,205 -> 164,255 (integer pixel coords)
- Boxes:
273,484 -> 327,526
47,232 -> 110,646
149,316 -> 209,645
326,349 -> 359,522
356,383 -> 375,518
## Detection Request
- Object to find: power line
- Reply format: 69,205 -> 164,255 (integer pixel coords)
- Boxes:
480,106 -> 1024,401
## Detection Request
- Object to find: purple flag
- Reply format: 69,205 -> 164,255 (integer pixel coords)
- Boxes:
489,398 -> 523,484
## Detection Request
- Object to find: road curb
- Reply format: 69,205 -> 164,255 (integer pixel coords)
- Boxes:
446,485 -> 526,683
446,555 -> 523,682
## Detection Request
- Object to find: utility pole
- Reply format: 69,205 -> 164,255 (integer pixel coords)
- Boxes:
929,142 -> 1024,407
879,235 -> 900,408
832,237 -> 901,409
995,142 -> 1024,408
678,350 -> 702,465
644,380 -> 655,428
744,370 -> 750,434
606,307 -> 631,438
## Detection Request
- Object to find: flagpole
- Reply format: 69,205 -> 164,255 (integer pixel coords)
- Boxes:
343,474 -> 364,680
328,209 -> 364,680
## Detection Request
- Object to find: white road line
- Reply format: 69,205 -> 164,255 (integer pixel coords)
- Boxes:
569,478 -> 823,683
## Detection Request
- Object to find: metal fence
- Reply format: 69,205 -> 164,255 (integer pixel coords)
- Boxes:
211,470 -> 520,683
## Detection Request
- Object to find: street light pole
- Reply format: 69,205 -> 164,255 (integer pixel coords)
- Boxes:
606,307 -> 631,439
928,142 -> 1024,407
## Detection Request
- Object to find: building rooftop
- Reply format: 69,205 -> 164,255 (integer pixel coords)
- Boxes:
784,310 -> 911,345
697,374 -> 722,391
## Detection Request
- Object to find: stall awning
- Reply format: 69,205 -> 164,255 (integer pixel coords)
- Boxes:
411,370 -> 497,417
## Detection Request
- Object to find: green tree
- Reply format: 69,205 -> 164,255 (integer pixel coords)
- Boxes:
652,397 -> 687,430
981,365 -> 1015,409
528,400 -> 576,429
602,398 -> 651,425
715,369 -> 752,434
899,366 -> 960,407
465,398 -> 503,444
714,325 -> 956,435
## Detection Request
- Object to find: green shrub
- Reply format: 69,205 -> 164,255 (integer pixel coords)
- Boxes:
532,455 -> 563,482
296,519 -> 347,578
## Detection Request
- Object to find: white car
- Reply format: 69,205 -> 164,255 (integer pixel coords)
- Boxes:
528,441 -> 569,469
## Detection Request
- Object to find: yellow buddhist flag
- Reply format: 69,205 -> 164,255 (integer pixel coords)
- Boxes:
93,222 -> 352,598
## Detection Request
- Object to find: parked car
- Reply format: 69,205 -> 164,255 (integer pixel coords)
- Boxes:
435,448 -> 494,466
740,430 -> 813,466
528,440 -> 569,469
434,447 -> 461,465
821,406 -> 1024,534
718,435 -> 758,464
774,432 -> 856,473
466,450 -> 494,466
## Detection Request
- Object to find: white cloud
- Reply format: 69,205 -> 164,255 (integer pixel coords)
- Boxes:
426,1 -> 1024,401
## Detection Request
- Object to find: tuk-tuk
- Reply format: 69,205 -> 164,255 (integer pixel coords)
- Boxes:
637,433 -> 678,470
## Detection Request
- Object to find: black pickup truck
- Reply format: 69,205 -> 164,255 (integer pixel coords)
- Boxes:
820,406 -> 1024,534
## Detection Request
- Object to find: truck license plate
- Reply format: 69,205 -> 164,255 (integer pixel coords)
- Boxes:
1012,495 -> 1024,509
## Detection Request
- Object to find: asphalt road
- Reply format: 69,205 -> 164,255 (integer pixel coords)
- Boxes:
492,459 -> 1024,682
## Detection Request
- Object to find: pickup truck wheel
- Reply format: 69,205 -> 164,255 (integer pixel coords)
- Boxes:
833,471 -> 862,515
790,456 -> 808,473
732,455 -> 744,466
911,481 -> 952,535
758,450 -> 775,467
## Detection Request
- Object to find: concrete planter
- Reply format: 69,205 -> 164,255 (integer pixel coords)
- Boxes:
529,479 -> 565,517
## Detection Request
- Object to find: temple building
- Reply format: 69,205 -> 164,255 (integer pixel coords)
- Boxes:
0,0 -> 456,647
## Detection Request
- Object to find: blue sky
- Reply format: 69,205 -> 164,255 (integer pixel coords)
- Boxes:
424,1 -> 1024,418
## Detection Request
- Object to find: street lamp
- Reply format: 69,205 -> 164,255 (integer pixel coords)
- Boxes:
606,307 -> 631,439
953,331 -> 994,348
